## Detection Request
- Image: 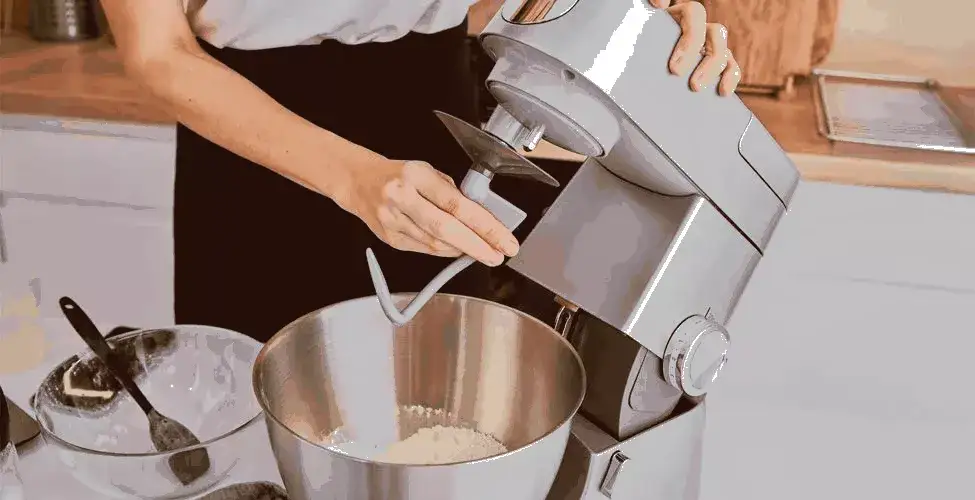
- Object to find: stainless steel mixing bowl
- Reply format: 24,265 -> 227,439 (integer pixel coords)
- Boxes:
253,293 -> 586,500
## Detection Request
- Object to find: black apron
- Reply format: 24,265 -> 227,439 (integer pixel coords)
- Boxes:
173,20 -> 497,342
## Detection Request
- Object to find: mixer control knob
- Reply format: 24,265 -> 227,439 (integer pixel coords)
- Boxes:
663,315 -> 730,397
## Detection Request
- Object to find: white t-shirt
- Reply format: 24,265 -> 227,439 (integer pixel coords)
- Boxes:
183,0 -> 479,50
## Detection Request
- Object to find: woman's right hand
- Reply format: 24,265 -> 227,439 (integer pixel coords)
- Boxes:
333,156 -> 519,267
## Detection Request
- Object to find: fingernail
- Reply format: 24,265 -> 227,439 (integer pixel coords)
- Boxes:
489,253 -> 505,266
501,237 -> 519,257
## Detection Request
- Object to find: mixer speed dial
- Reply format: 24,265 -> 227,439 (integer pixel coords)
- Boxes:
663,315 -> 730,397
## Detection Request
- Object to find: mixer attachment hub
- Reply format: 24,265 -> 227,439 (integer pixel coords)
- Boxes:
433,110 -> 559,186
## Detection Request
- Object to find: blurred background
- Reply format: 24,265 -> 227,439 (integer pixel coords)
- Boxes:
1,1 -> 973,499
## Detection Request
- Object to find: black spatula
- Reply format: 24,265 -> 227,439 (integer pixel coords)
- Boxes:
58,296 -> 211,485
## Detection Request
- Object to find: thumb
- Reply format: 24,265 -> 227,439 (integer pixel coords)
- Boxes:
648,0 -> 672,8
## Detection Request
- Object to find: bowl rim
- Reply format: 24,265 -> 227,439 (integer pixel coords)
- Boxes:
32,324 -> 266,458
252,292 -> 588,468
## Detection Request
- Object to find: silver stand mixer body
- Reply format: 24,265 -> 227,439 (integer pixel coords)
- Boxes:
473,1 -> 799,498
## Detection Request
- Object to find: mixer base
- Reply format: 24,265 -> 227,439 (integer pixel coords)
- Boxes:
547,401 -> 706,500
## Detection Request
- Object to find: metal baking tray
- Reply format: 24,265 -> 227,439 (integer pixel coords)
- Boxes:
812,69 -> 975,155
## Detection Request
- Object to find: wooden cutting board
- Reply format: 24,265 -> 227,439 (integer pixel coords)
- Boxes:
700,0 -> 840,96
0,0 -> 28,33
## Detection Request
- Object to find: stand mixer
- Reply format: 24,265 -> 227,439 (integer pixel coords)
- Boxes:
366,0 -> 800,498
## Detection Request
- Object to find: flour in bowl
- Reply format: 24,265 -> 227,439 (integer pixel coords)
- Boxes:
320,405 -> 509,465
378,425 -> 508,465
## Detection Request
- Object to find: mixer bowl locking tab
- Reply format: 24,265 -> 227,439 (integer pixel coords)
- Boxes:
366,110 -> 559,326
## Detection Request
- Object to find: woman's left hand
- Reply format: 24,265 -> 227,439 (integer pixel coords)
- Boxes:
649,0 -> 741,96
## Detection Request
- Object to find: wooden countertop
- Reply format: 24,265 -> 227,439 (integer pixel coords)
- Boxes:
3,32 -> 975,194
0,33 -> 172,124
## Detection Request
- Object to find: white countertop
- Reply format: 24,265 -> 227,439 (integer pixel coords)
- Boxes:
1,318 -> 284,500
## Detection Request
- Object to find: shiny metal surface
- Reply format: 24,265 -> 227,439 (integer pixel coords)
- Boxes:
253,294 -> 586,500
598,452 -> 628,497
488,79 -> 608,159
812,69 -> 975,155
481,0 -> 801,249
28,0 -> 101,42
471,2 -> 799,498
483,104 -> 532,150
504,0 -> 581,25
523,124 -> 547,151
316,2 -> 800,497
553,299 -> 577,338
562,310 -> 681,441
663,316 -> 730,397
508,159 -> 761,359
546,402 -> 706,500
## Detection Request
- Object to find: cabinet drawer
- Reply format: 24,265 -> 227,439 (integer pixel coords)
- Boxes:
0,197 -> 174,327
0,117 -> 175,209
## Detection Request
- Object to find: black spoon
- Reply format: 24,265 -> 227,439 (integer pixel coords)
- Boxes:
58,296 -> 211,485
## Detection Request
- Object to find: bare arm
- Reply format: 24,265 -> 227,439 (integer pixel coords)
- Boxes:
101,1 -> 519,266
100,0 -> 370,200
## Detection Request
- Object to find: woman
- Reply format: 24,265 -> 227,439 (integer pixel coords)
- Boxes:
100,0 -> 741,342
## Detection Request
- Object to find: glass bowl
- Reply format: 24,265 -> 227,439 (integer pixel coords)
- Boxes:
32,325 -> 263,499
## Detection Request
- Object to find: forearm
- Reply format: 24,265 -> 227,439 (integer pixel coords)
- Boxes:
131,47 -> 369,199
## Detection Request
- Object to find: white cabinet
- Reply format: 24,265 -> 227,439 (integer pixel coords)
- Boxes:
0,118 -> 175,208
0,115 -> 176,327
0,198 -> 173,327
760,181 -> 975,292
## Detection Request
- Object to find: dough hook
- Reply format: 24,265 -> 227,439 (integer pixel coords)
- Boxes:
365,110 -> 558,326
